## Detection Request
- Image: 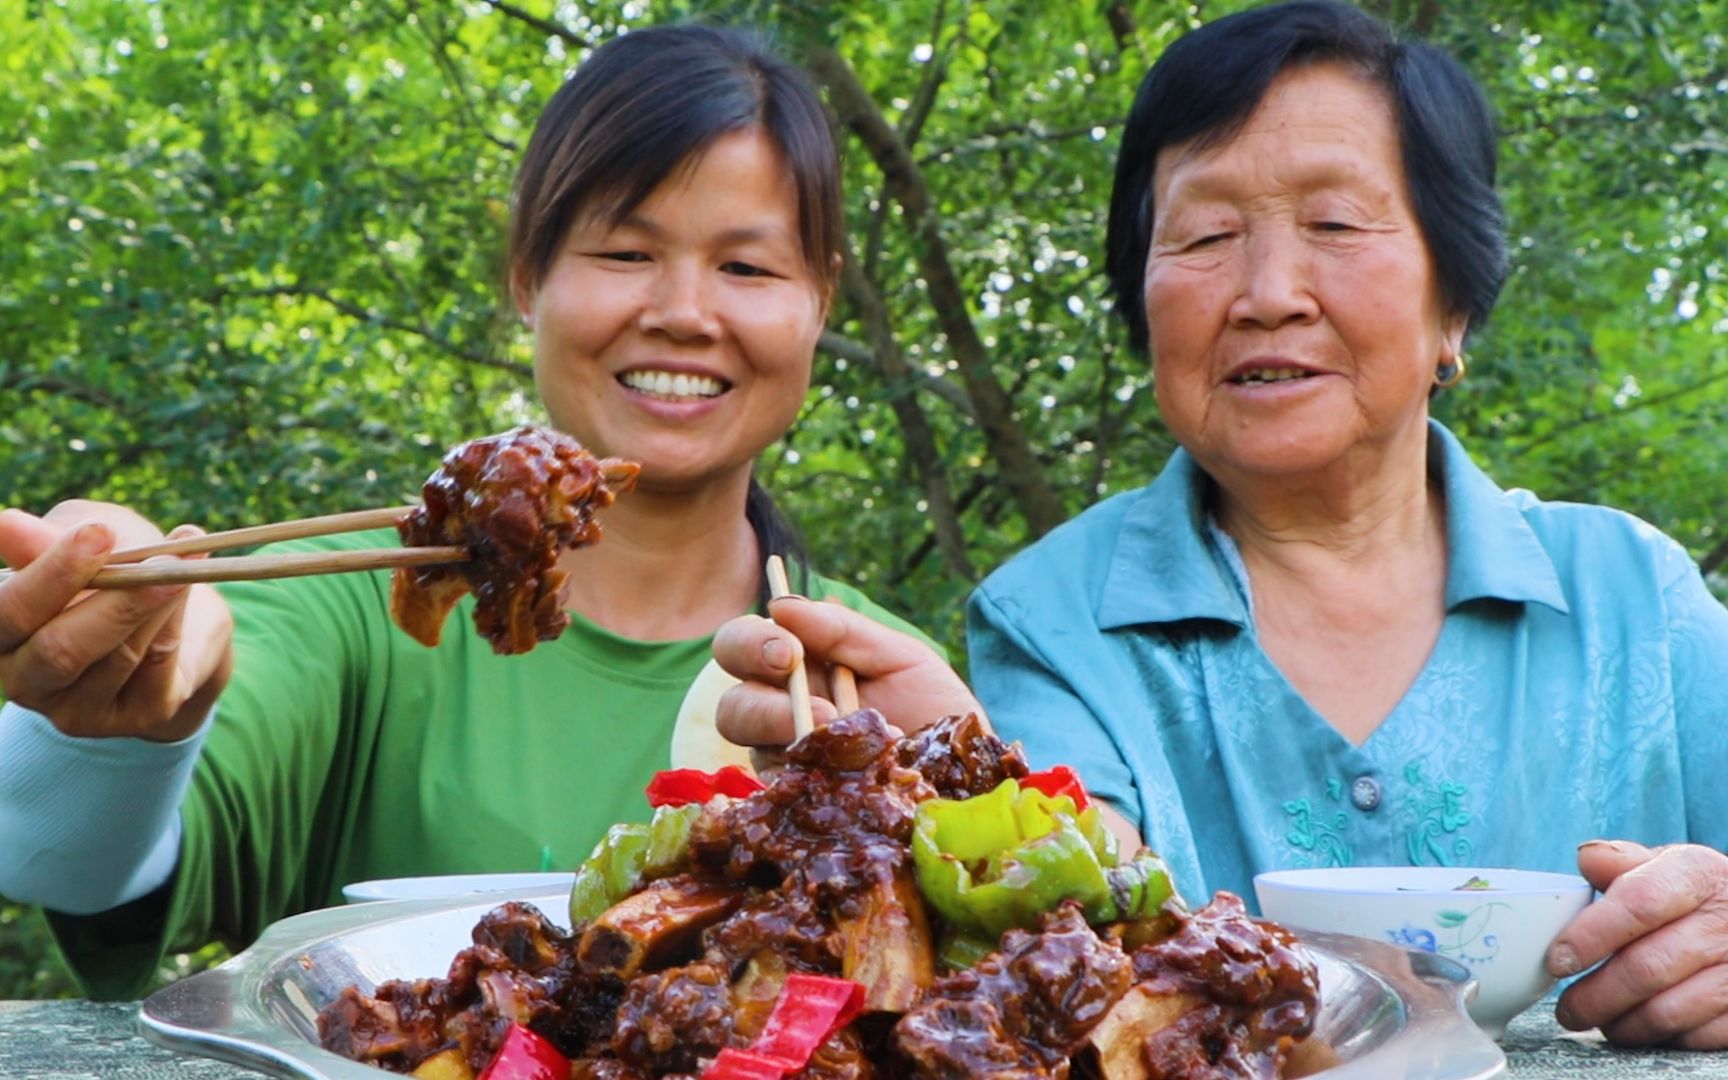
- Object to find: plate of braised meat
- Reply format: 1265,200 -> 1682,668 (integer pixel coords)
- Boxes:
139,712 -> 1505,1080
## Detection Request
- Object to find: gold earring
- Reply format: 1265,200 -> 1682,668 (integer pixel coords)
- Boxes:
1435,353 -> 1467,389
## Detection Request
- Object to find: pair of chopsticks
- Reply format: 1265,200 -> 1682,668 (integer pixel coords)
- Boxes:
0,506 -> 466,589
765,555 -> 859,741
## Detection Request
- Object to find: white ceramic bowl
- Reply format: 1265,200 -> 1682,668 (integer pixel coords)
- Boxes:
1254,866 -> 1593,1039
340,872 -> 575,905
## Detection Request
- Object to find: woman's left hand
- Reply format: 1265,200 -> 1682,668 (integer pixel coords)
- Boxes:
1547,840 -> 1728,1047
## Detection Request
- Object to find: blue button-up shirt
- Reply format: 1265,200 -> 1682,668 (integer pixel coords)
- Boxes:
970,422 -> 1728,908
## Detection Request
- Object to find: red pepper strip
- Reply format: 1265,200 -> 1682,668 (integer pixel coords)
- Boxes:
646,765 -> 765,807
701,974 -> 865,1080
477,1023 -> 570,1080
754,973 -> 865,1060
704,1048 -> 794,1080
1019,765 -> 1091,811
710,765 -> 767,799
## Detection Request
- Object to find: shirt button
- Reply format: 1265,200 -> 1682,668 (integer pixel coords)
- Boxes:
1350,776 -> 1382,812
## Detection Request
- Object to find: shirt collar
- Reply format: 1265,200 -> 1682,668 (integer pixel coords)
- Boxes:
1431,421 -> 1569,614
1096,420 -> 1569,632
1097,449 -> 1251,631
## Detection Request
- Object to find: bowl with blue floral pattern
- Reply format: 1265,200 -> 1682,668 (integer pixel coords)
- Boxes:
1254,866 -> 1593,1039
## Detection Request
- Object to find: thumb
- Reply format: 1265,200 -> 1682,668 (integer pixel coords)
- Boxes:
1577,839 -> 1656,891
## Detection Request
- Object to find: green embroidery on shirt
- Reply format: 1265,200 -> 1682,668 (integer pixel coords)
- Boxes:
1402,760 -> 1475,867
1283,798 -> 1352,868
1325,777 -> 1344,802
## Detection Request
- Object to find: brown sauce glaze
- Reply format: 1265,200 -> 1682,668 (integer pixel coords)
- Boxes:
391,425 -> 637,654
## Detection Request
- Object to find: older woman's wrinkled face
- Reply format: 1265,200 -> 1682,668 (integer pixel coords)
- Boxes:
1143,63 -> 1467,486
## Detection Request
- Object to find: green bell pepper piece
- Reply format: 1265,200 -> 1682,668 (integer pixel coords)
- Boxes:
569,823 -> 648,924
936,931 -> 997,971
567,804 -> 700,924
913,778 -> 1117,938
642,802 -> 700,878
1099,848 -> 1185,922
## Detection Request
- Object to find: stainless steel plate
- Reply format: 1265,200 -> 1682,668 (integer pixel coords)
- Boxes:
139,887 -> 1506,1079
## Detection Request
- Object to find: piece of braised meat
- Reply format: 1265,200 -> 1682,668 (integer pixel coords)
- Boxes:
1088,893 -> 1321,1080
577,876 -> 747,980
317,941 -> 558,1074
895,713 -> 1029,798
392,425 -> 638,654
701,879 -> 841,978
317,902 -> 578,1074
611,961 -> 737,1074
473,900 -> 572,974
689,711 -> 940,1011
894,903 -> 1133,1079
690,710 -> 933,887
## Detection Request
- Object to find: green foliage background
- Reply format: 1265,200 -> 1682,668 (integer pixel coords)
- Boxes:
1,0 -> 1722,997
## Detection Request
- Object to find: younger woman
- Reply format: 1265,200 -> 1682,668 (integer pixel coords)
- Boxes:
0,25 -> 924,998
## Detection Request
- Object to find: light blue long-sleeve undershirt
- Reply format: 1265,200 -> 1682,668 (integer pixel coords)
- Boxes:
0,701 -> 208,914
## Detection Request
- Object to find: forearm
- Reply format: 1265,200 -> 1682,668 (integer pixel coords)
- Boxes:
0,700 -> 210,914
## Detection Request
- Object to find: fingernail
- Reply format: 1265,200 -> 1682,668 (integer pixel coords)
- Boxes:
766,592 -> 808,606
1548,943 -> 1580,977
1553,1000 -> 1578,1029
74,522 -> 113,556
1578,839 -> 1627,853
763,638 -> 792,671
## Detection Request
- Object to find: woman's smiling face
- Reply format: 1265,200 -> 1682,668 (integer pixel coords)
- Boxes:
1143,62 -> 1467,485
521,128 -> 826,495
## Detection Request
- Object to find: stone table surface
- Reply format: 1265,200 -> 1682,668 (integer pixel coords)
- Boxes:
5,998 -> 1728,1078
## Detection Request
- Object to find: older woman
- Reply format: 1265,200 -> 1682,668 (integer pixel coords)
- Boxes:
715,0 -> 1728,1051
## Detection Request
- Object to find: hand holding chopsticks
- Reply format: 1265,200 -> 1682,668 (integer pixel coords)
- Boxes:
764,555 -> 860,742
0,505 -> 467,589
765,555 -> 818,741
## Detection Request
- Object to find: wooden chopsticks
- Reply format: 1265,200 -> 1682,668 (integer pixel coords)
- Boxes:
87,545 -> 468,587
0,505 -> 468,589
106,505 -> 418,562
765,555 -> 816,741
764,555 -> 860,741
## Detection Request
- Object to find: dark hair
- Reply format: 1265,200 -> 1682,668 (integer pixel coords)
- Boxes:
1105,0 -> 1507,356
508,25 -> 834,592
508,24 -> 842,298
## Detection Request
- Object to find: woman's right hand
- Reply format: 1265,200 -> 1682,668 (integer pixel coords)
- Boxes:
712,596 -> 983,747
0,501 -> 234,742
713,597 -> 1147,855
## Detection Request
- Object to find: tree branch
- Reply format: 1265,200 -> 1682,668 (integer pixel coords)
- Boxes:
1700,536 -> 1728,577
227,285 -> 532,378
864,0 -> 957,277
807,45 -> 1067,537
818,330 -> 977,420
479,0 -> 591,48
405,0 -> 519,153
892,470 -> 995,586
839,252 -> 976,581
1104,2 -> 1135,52
917,117 -> 1125,166
0,372 -> 124,411
899,0 -> 952,152
1513,365 -> 1728,455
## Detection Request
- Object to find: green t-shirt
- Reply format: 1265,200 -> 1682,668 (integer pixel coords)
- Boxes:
51,529 -> 931,997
